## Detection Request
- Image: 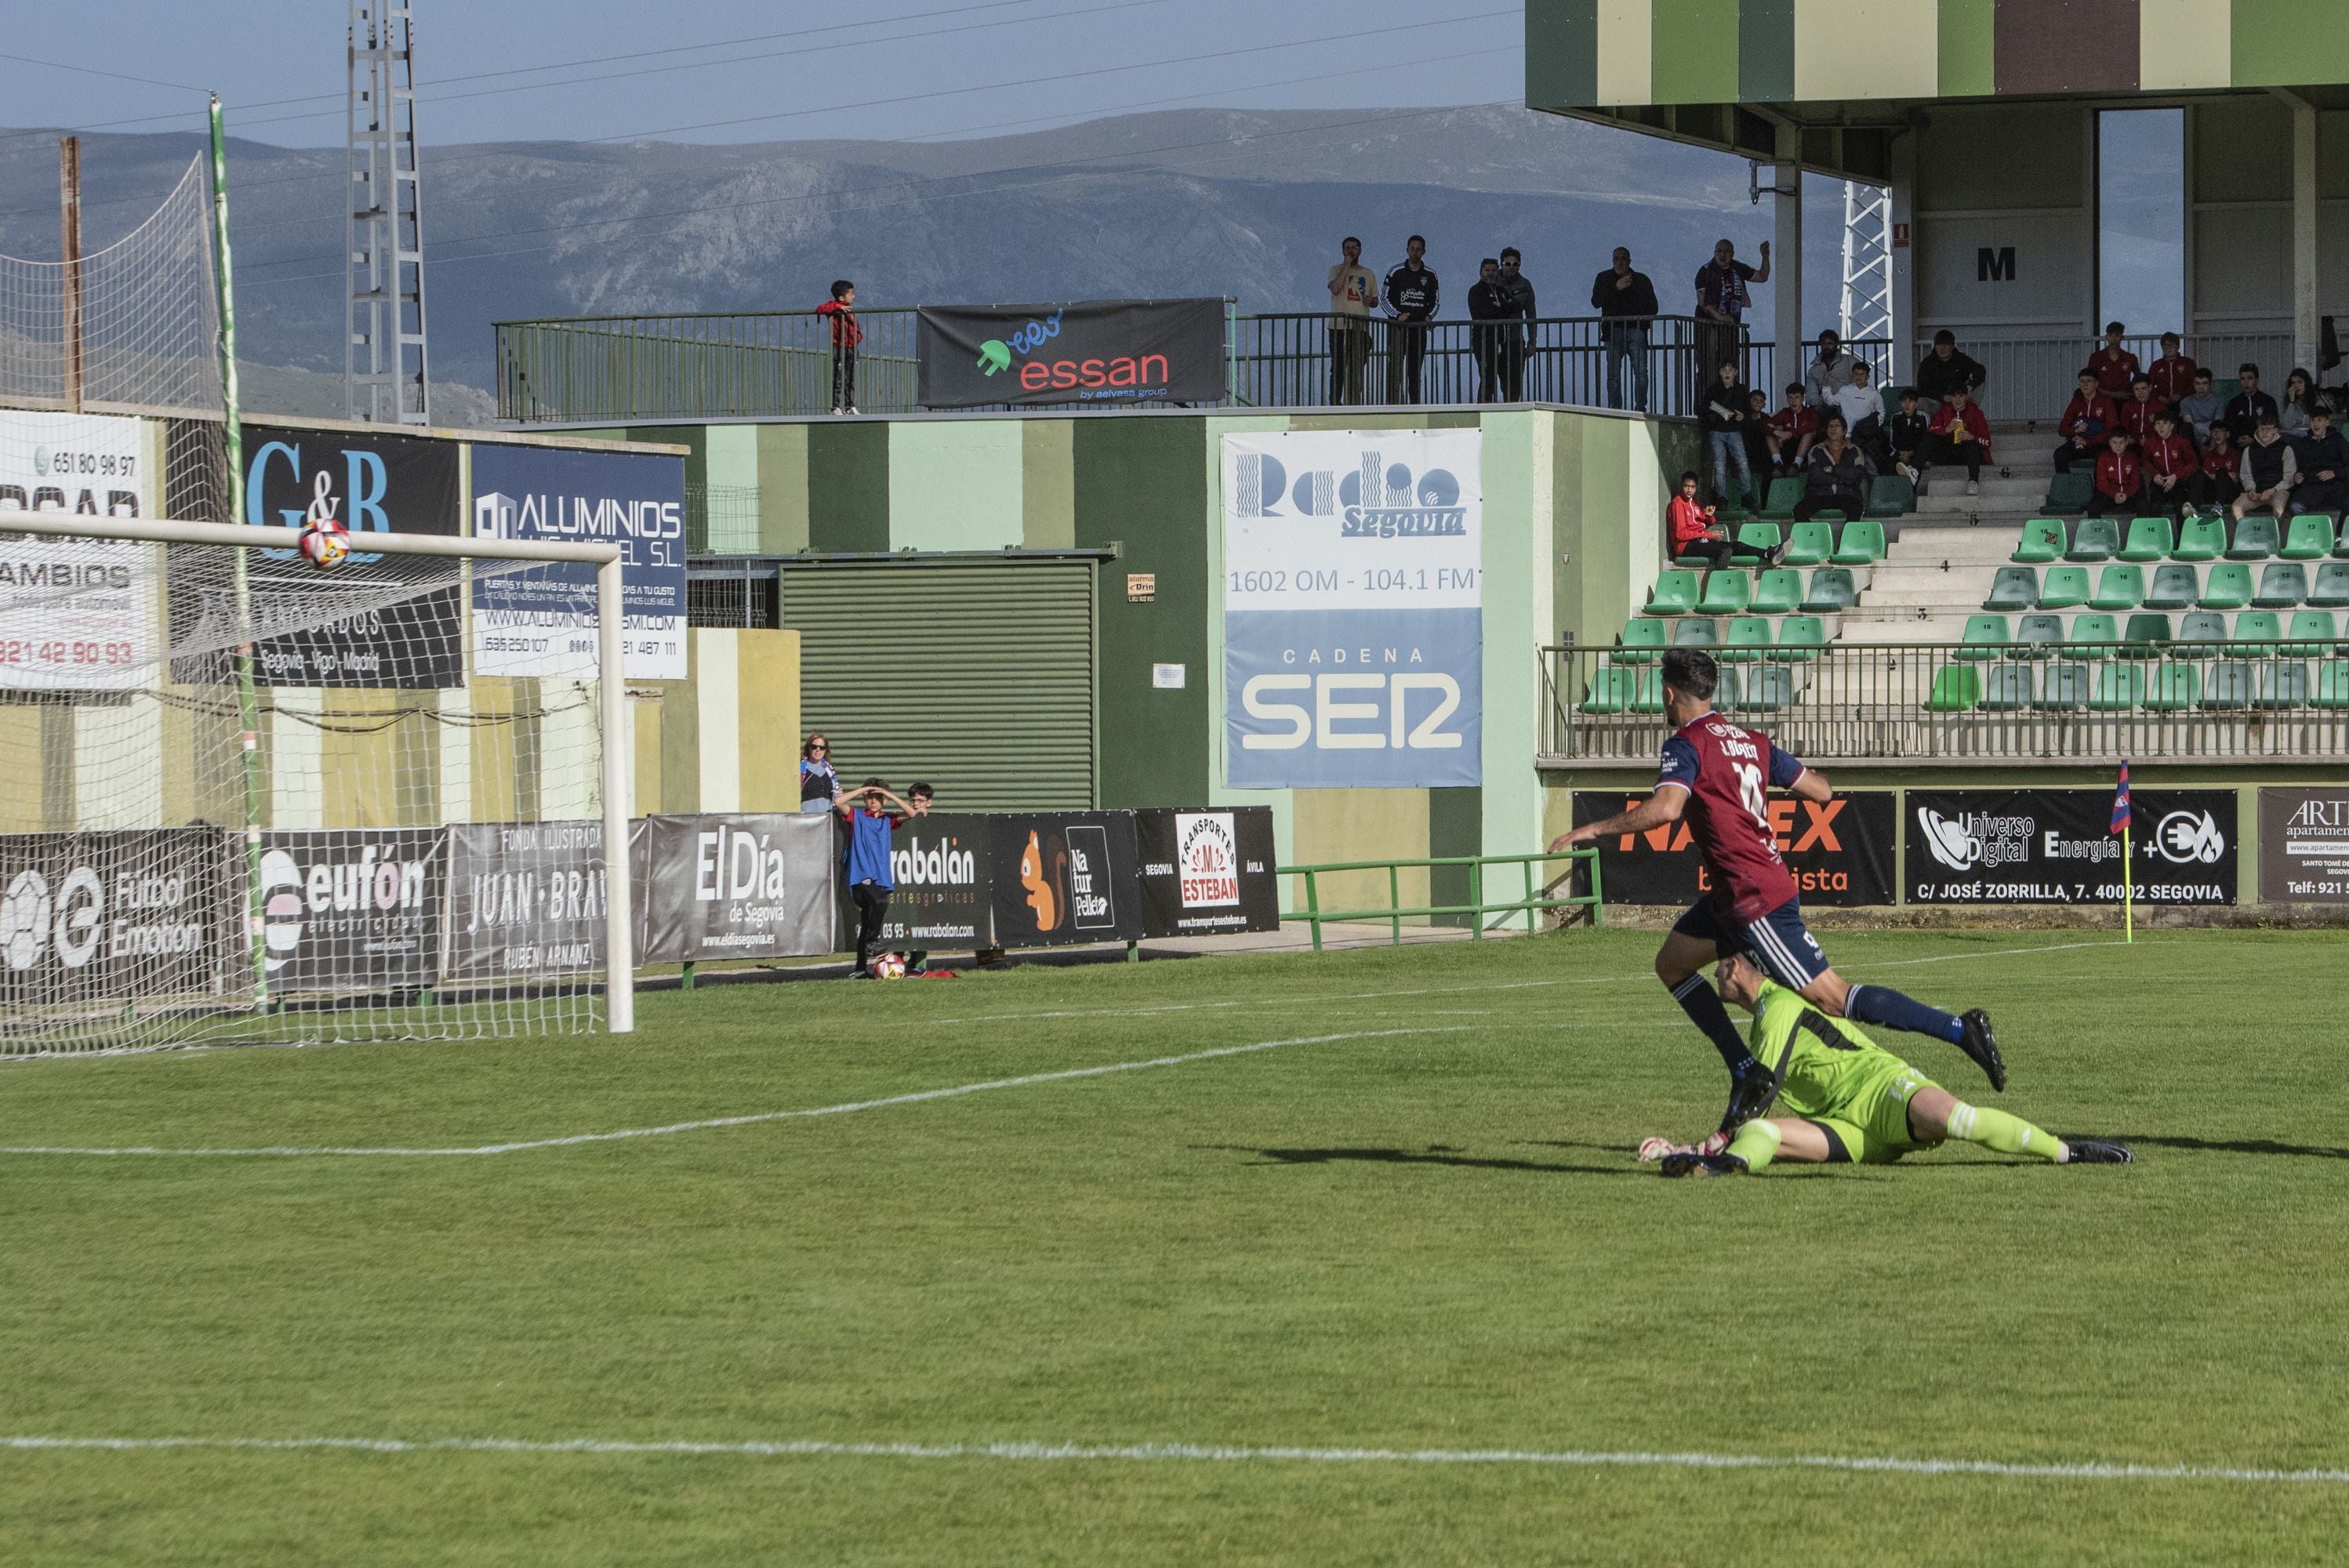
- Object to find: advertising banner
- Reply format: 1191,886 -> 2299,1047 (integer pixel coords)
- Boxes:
989,811 -> 1145,946
2258,787 -> 2349,904
0,411 -> 158,691
1134,807 -> 1282,936
233,425 -> 464,687
442,821 -> 607,983
0,829 -> 234,1006
258,829 -> 447,989
637,812 -> 836,964
470,443 -> 686,681
1222,430 -> 1482,788
917,299 -> 1226,408
1907,790 -> 2236,906
874,811 -> 993,948
1571,791 -> 1897,907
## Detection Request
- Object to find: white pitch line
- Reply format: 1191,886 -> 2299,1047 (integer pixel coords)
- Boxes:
2,1432 -> 2340,1486
0,1027 -> 1465,1160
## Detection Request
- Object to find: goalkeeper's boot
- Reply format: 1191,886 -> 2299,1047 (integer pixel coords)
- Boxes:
1661,1149 -> 1748,1178
1957,1009 -> 2006,1092
1718,1059 -> 1779,1134
2060,1137 -> 2133,1165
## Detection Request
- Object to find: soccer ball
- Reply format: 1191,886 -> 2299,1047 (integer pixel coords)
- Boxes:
872,953 -> 909,980
299,519 -> 350,569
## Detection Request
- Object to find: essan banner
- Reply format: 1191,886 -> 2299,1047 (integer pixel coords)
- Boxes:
917,299 -> 1225,408
1907,790 -> 2236,906
1572,791 -> 1894,906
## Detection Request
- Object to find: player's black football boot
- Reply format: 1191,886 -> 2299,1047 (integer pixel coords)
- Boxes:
2060,1137 -> 2133,1164
1717,1060 -> 1779,1134
1661,1150 -> 1748,1178
1956,1009 -> 2006,1092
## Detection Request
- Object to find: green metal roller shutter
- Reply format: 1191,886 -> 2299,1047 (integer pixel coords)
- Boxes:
781,558 -> 1098,809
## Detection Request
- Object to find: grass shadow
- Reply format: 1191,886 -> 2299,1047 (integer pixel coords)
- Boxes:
2097,1133 -> 2349,1161
1195,1143 -> 1646,1178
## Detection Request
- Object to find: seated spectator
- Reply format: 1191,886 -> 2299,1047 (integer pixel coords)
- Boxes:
2280,367 -> 2319,441
2086,321 -> 2140,399
1887,388 -> 1930,484
1832,360 -> 1889,464
1914,328 -> 1985,407
1668,469 -> 1746,570
2053,370 -> 2118,473
1763,382 -> 1820,476
1700,358 -> 1759,510
2234,413 -> 2297,521
2138,409 -> 2198,519
1793,414 -> 1875,520
1742,387 -> 1777,480
2117,376 -> 2169,448
2192,424 -> 2242,514
2177,368 -> 2222,446
2148,332 -> 2198,401
1803,329 -> 1860,410
2291,405 -> 2349,515
2225,364 -> 2280,437
1921,385 -> 1991,495
2086,429 -> 2144,518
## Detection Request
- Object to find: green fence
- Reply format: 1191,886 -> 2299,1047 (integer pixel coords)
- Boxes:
1280,849 -> 1603,952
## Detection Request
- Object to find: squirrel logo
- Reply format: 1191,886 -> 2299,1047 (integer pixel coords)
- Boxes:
1018,829 -> 1066,932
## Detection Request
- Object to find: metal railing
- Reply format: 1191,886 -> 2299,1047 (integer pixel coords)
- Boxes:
1901,332 -> 2298,423
1280,849 -> 1603,951
1542,641 -> 2349,764
497,309 -> 923,423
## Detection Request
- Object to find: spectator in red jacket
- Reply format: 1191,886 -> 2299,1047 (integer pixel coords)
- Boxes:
2086,430 -> 2144,517
2054,370 -> 2118,472
1667,470 -> 1745,570
818,279 -> 862,415
2147,332 -> 2197,401
1920,385 -> 1991,495
2191,424 -> 2242,513
2086,321 -> 2140,399
2138,409 -> 2198,518
2117,376 -> 2169,448
1763,382 -> 1818,476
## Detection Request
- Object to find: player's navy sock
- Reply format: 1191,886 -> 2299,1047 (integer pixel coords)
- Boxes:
1666,975 -> 1756,1073
1844,984 -> 1966,1044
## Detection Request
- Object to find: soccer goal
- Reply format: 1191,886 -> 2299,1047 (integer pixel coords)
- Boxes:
0,510 -> 634,1055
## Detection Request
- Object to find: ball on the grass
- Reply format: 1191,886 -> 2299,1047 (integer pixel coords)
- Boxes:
872,953 -> 908,980
299,519 -> 350,569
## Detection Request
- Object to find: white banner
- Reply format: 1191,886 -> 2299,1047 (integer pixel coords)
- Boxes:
0,412 -> 158,691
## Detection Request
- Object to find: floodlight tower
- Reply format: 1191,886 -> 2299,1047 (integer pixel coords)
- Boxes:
347,0 -> 430,423
1838,180 -> 1894,351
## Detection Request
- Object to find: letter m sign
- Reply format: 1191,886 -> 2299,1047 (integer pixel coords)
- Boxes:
1977,246 -> 2017,282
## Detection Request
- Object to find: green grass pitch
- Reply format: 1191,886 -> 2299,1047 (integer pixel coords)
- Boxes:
5,927 -> 2346,1565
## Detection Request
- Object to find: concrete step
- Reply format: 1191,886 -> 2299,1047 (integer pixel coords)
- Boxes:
1882,535 -> 2024,566
1855,561 -> 2002,596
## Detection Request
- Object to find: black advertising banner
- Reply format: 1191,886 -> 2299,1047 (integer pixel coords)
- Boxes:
443,821 -> 606,983
2259,788 -> 2349,904
1570,792 -> 1897,907
917,299 -> 1226,408
989,812 -> 1146,946
0,829 -> 235,1007
637,812 -> 836,964
1134,808 -> 1281,937
872,811 -> 993,948
1908,790 -> 2236,906
259,829 -> 447,989
209,426 -> 464,687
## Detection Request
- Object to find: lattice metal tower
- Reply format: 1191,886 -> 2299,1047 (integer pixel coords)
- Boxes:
347,0 -> 430,423
1839,180 -> 1894,348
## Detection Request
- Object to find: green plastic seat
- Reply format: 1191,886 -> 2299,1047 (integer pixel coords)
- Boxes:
2013,614 -> 2066,657
2042,472 -> 2093,514
2067,613 -> 2121,655
2035,663 -> 2091,710
1781,522 -> 1835,566
2199,562 -> 2253,609
1720,616 -> 1774,662
1627,667 -> 1667,713
2011,518 -> 2067,563
1770,615 -> 1826,662
2282,514 -> 2336,559
2068,517 -> 2122,561
2228,515 -> 2280,560
2119,516 -> 2176,562
1731,666 -> 1797,712
1759,476 -> 1808,520
2143,664 -> 2200,710
1986,567 -> 2040,612
2281,610 -> 2340,656
1926,666 -> 1979,711
2313,662 -> 2349,709
2253,562 -> 2308,608
1734,522 -> 1784,561
2229,610 -> 2283,655
1981,665 -> 2035,710
1867,475 -> 1915,516
1672,616 -> 1720,649
1802,568 -> 1858,612
2174,513 -> 2227,561
2144,563 -> 2200,610
1831,520 -> 1886,565
2038,565 -> 2091,609
1710,667 -> 1744,709
2201,661 -> 2254,710
1647,569 -> 1702,614
1581,668 -> 1636,713
2173,612 -> 2230,657
1696,570 -> 1752,615
2120,613 -> 2172,657
1615,617 -> 1668,662
2090,564 -> 2145,611
2089,665 -> 2147,710
1751,568 -> 1804,615
1956,614 -> 2010,659
2311,561 -> 2349,608
2257,661 -> 2311,710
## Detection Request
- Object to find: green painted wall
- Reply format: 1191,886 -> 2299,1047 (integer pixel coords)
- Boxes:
1523,0 -> 1599,111
755,423 -> 811,552
1937,0 -> 1995,96
1022,420 -> 1076,547
805,423 -> 891,553
888,421 -> 1026,551
1656,0 -> 1742,105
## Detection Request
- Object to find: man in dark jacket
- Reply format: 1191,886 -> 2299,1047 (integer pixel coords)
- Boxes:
1792,415 -> 1875,521
1701,358 -> 1759,511
1468,257 -> 1518,404
1592,245 -> 1657,411
2224,363 -> 2282,439
2292,404 -> 2349,515
1498,247 -> 1535,399
1383,235 -> 1439,405
1913,330 -> 1987,407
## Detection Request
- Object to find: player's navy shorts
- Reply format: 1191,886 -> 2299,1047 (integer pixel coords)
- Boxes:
1673,895 -> 1831,989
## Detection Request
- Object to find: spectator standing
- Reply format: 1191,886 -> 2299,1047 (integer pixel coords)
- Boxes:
1324,237 -> 1376,406
1383,235 -> 1439,405
1693,238 -> 1768,397
2117,376 -> 2169,448
2085,430 -> 2144,518
1763,383 -> 1819,477
1742,388 -> 1776,481
2178,368 -> 2223,445
2148,332 -> 2198,401
1667,470 -> 1741,570
1468,257 -> 1517,403
1794,415 -> 1875,521
1591,245 -> 1657,410
1832,359 -> 1889,465
2224,364 -> 2281,437
1803,330 -> 1861,410
2193,425 -> 2242,514
818,280 -> 862,416
1913,329 -> 1986,406
1887,389 -> 1931,483
800,732 -> 840,815
2291,405 -> 2349,514
2053,369 -> 2118,473
839,779 -> 915,978
2280,367 -> 2319,440
2139,409 -> 2198,518
899,782 -> 938,973
2086,321 -> 2140,399
1700,358 -> 1759,511
2235,413 -> 2297,521
1921,385 -> 1992,495
1498,247 -> 1535,401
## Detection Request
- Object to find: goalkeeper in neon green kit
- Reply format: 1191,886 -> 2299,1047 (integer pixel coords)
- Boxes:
1655,953 -> 2133,1176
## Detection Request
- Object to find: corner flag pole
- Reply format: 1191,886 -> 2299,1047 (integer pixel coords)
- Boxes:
2112,759 -> 2133,945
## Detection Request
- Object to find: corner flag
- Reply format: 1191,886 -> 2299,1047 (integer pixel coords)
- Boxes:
2111,760 -> 2131,834
2112,760 -> 2133,943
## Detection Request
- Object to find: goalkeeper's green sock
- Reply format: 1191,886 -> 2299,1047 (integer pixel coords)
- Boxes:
1726,1120 -> 1781,1172
1945,1101 -> 2065,1163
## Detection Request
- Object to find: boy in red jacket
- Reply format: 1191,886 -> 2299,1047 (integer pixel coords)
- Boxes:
1919,385 -> 1991,496
2147,332 -> 2198,401
1668,469 -> 1752,569
2138,408 -> 2197,518
817,279 -> 862,415
2053,369 -> 2118,472
2086,429 -> 2144,517
2116,376 -> 2169,448
2192,424 -> 2242,514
